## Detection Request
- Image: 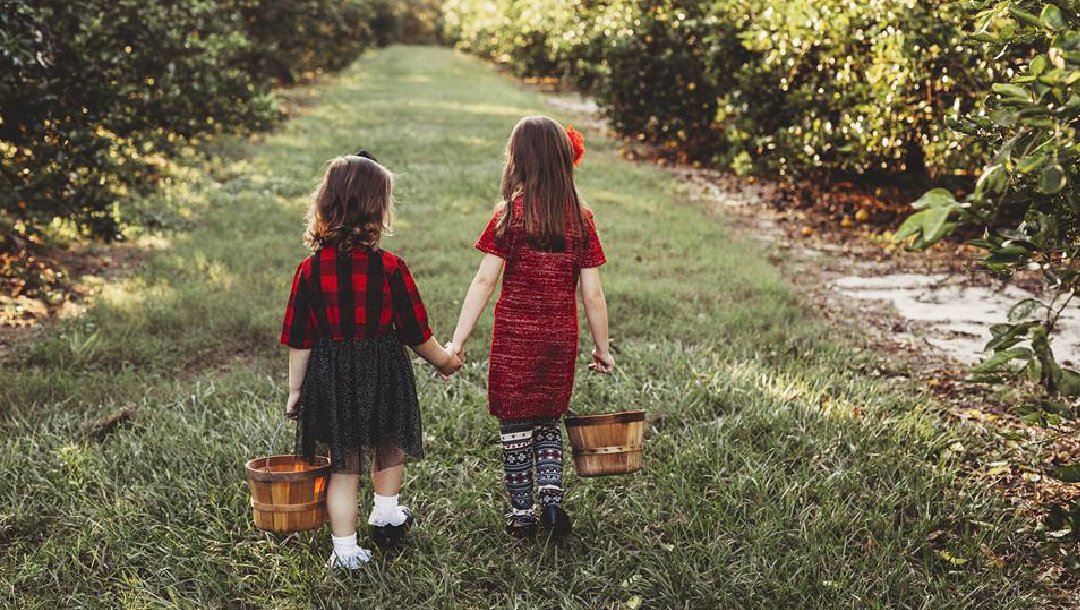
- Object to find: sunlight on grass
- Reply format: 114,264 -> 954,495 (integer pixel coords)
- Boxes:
191,251 -> 238,290
587,187 -> 667,213
406,99 -> 537,117
99,279 -> 158,310
722,359 -> 865,419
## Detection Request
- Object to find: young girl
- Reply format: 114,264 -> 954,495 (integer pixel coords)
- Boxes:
450,116 -> 614,538
280,153 -> 461,569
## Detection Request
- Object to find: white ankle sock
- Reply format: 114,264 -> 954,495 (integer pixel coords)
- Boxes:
331,532 -> 361,558
369,493 -> 407,526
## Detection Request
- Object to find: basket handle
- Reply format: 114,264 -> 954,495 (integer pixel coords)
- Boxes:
264,417 -> 290,470
568,368 -> 625,419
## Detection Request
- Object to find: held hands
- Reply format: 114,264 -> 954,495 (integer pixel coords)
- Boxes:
437,341 -> 464,377
588,347 -> 616,374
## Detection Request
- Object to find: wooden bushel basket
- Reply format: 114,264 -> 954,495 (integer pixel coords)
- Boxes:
245,455 -> 330,533
244,419 -> 330,534
564,410 -> 645,477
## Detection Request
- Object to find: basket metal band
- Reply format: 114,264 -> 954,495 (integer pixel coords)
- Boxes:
250,498 -> 325,513
572,445 -> 642,456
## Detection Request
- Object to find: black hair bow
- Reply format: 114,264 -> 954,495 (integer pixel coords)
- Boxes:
355,149 -> 378,163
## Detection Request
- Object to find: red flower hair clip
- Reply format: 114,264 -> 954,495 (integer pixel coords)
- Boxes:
566,125 -> 585,167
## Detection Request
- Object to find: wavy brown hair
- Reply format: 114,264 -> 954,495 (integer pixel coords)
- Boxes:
305,156 -> 394,251
498,115 -> 587,251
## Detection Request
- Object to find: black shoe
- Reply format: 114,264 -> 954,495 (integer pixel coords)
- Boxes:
370,508 -> 413,550
540,505 -> 572,537
505,513 -> 538,539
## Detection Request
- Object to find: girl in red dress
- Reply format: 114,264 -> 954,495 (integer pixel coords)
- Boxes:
450,116 -> 614,538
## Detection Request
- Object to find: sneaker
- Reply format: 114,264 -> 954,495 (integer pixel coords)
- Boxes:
326,548 -> 371,570
505,513 -> 538,539
370,507 -> 414,550
540,505 -> 572,537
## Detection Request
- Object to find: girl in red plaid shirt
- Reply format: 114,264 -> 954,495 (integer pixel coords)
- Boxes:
280,153 -> 461,570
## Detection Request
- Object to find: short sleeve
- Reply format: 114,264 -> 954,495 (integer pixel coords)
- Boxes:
280,260 -> 317,349
581,210 -> 606,268
474,208 -> 510,259
388,259 -> 434,346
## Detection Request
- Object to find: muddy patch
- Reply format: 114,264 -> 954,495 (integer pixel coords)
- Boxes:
832,274 -> 1080,367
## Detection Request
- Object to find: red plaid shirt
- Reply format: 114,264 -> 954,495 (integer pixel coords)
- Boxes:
280,247 -> 433,349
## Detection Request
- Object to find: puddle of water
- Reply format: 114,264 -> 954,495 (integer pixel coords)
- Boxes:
832,274 -> 1080,366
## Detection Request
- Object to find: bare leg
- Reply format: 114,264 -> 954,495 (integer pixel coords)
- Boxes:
326,472 -> 360,537
371,447 -> 404,496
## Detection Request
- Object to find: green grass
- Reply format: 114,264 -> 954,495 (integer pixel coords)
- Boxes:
0,46 -> 1045,608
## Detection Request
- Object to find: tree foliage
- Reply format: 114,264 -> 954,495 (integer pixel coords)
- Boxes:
0,0 -> 398,240
898,1 -> 1080,402
443,0 -> 991,175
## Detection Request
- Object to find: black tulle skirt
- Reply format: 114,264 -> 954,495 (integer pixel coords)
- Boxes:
295,337 -> 424,474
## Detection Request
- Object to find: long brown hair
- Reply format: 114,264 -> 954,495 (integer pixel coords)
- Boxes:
498,116 -> 587,251
305,156 -> 394,251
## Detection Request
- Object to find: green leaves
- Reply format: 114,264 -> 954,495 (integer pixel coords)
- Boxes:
998,4 -> 1065,32
893,189 -> 960,249
973,346 -> 1034,374
1042,4 -> 1066,31
1056,464 -> 1080,483
992,82 -> 1029,99
1031,54 -> 1048,75
4,0 -> 393,239
1009,5 -> 1043,29
447,0 -> 986,179
1008,298 -> 1047,323
1039,163 -> 1066,192
975,164 -> 1008,196
908,1 -> 1080,400
910,187 -> 960,210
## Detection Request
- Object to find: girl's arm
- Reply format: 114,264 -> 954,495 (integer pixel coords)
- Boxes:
451,253 -> 505,358
285,347 -> 311,418
411,336 -> 462,376
580,267 -> 615,373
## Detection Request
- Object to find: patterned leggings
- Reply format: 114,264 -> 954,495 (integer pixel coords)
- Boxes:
499,417 -> 564,517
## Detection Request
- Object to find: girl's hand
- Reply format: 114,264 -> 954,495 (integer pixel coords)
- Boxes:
285,390 -> 301,420
437,343 -> 464,377
589,348 -> 615,374
450,340 -> 466,363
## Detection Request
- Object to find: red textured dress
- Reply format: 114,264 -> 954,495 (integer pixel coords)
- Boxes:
474,197 -> 606,421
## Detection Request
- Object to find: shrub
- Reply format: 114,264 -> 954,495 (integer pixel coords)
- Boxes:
443,0 -> 562,77
596,2 -> 744,157
398,0 -> 446,45
0,0 -> 396,241
227,0 -> 382,84
713,0 -> 990,179
443,0 -> 995,178
897,1 -> 1080,401
1,1 -> 272,239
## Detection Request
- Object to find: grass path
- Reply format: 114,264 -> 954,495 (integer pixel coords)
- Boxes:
1,46 -> 1043,609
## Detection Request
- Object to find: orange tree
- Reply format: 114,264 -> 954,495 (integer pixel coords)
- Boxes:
443,0 -> 991,175
897,1 -> 1080,406
0,0 -> 391,240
